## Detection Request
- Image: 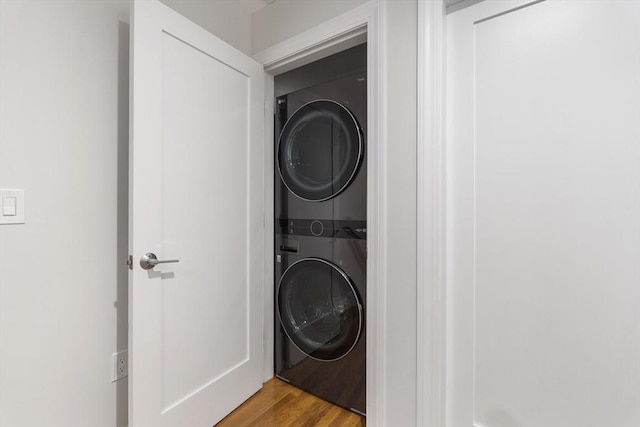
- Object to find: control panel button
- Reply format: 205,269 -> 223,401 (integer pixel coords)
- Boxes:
310,220 -> 324,236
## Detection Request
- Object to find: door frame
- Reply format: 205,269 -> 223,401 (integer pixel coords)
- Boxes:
253,1 -> 447,425
253,1 -> 383,423
417,1 -> 447,427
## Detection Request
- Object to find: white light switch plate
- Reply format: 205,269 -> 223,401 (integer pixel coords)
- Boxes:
0,190 -> 25,224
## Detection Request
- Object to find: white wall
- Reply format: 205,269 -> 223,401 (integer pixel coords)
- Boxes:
251,0 -> 369,54
0,2 -> 130,426
0,1 -> 254,426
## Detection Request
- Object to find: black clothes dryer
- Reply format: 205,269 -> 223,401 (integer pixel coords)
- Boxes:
275,230 -> 366,415
275,71 -> 367,223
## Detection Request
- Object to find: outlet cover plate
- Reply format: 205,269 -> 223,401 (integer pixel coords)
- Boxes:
112,349 -> 128,382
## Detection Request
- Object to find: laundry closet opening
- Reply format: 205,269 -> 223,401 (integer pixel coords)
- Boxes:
273,43 -> 368,417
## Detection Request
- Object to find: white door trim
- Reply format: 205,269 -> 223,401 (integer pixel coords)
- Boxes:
417,1 -> 447,426
252,1 -> 385,425
252,1 -> 374,75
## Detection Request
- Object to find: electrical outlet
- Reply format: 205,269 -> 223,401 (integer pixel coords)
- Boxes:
112,350 -> 128,382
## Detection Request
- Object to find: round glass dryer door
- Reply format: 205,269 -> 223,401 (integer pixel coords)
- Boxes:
278,100 -> 363,201
277,258 -> 363,361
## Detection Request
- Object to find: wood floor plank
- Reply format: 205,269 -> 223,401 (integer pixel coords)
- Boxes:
324,409 -> 365,427
250,393 -> 299,426
216,380 -> 295,427
286,394 -> 332,427
214,378 -> 365,426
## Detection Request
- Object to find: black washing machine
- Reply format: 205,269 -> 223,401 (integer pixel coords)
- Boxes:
275,229 -> 366,415
274,44 -> 367,416
275,68 -> 367,222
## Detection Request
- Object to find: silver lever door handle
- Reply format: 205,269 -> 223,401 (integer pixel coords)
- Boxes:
140,252 -> 180,270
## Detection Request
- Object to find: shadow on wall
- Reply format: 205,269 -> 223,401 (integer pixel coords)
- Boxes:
481,410 -> 521,427
116,19 -> 129,427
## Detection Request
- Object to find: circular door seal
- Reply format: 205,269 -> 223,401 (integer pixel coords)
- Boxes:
278,100 -> 363,202
277,258 -> 363,361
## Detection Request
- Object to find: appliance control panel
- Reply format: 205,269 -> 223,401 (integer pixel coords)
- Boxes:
277,218 -> 366,240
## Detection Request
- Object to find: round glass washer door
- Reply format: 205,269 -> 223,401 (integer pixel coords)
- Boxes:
277,258 -> 363,361
278,100 -> 363,202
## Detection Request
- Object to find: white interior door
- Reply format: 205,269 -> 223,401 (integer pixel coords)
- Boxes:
129,1 -> 265,426
447,1 -> 640,426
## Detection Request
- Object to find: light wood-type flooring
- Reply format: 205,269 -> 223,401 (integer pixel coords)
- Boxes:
215,378 -> 365,427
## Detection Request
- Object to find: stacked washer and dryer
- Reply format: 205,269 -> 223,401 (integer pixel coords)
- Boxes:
274,44 -> 367,416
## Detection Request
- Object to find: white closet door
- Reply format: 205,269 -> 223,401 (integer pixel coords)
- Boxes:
447,1 -> 640,426
129,1 -> 265,425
